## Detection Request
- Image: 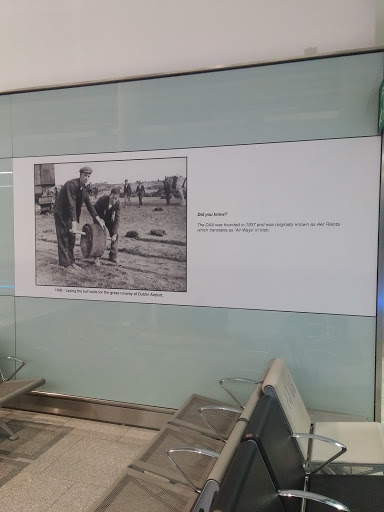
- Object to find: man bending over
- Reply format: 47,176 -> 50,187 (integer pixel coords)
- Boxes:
94,187 -> 121,266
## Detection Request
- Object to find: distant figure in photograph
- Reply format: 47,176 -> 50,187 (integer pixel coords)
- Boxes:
53,166 -> 106,271
93,187 -> 121,266
136,181 -> 145,207
163,177 -> 172,206
123,179 -> 132,206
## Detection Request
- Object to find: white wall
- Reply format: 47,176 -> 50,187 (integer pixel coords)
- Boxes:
0,0 -> 378,91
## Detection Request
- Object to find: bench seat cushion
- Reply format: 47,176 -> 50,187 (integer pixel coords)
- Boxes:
312,422 -> 384,465
308,474 -> 384,512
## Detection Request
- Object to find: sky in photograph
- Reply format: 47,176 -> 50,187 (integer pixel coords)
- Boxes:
53,156 -> 187,186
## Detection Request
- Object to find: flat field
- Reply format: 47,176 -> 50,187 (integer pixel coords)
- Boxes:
35,195 -> 187,292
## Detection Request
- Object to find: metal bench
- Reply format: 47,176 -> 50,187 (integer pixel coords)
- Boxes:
0,356 -> 45,440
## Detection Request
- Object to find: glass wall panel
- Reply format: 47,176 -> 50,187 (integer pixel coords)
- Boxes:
0,296 -> 15,356
11,53 -> 383,158
0,97 -> 12,159
15,297 -> 375,418
0,159 -> 14,295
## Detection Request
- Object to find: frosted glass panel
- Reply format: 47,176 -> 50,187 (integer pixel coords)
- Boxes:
15,297 -> 375,419
0,296 -> 15,356
12,85 -> 119,157
0,97 -> 12,159
118,53 -> 382,149
0,159 -> 14,295
11,52 -> 383,158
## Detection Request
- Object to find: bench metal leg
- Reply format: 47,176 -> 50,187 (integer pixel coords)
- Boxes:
0,420 -> 19,441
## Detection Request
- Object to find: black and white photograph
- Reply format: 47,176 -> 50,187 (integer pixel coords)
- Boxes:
34,157 -> 187,292
14,139 -> 380,313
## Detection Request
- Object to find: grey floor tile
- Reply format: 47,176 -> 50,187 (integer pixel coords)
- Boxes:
2,409 -> 37,422
40,437 -> 143,487
119,427 -> 158,445
62,417 -> 130,441
46,482 -> 107,512
22,433 -> 84,474
4,410 -> 66,425
0,457 -> 29,486
0,472 -> 73,512
28,413 -> 72,426
0,420 -> 74,461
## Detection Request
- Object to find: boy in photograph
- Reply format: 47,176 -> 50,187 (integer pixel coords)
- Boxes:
53,166 -> 105,271
123,179 -> 132,205
136,181 -> 145,207
93,187 -> 121,266
163,177 -> 172,206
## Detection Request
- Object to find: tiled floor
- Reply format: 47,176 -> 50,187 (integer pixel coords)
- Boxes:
0,408 -> 157,512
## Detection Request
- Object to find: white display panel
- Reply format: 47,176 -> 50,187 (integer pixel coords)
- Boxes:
13,137 -> 381,316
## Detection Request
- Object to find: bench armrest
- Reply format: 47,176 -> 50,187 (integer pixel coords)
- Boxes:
292,433 -> 347,474
278,490 -> 350,511
167,446 -> 220,493
198,405 -> 242,442
0,357 -> 26,382
219,378 -> 261,409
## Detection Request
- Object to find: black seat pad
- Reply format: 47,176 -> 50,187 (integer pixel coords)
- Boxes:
308,474 -> 384,512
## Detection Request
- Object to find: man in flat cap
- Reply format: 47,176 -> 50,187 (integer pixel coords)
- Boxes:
93,187 -> 121,266
53,166 -> 106,271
